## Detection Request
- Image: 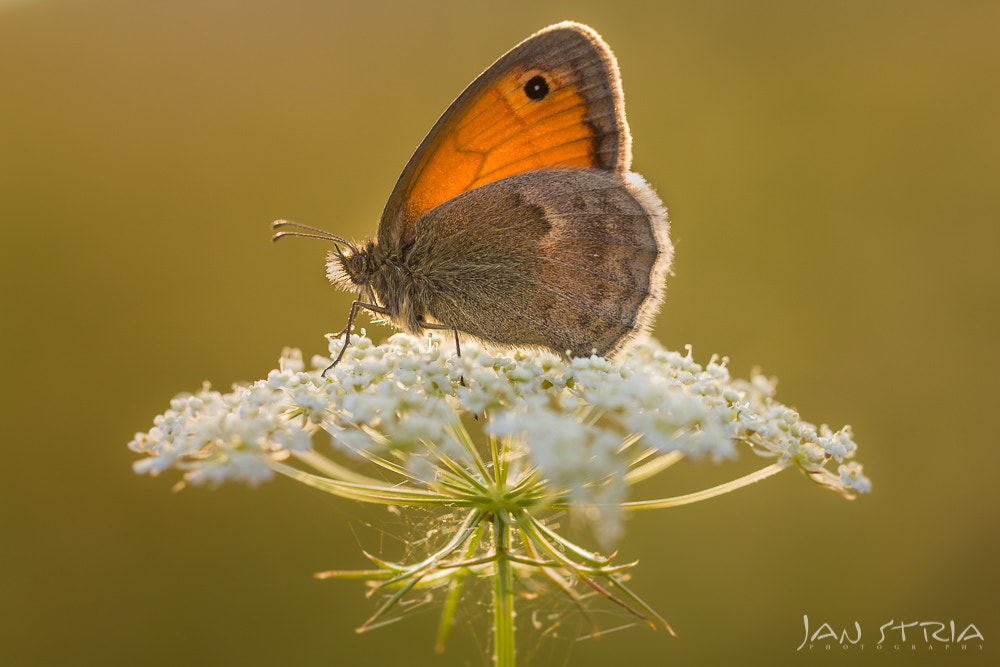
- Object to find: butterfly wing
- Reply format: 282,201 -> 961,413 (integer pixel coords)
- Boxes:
378,22 -> 632,250
408,169 -> 671,357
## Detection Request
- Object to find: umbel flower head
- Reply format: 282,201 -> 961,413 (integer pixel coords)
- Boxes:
130,332 -> 870,654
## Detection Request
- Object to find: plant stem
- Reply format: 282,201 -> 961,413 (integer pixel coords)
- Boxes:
621,461 -> 791,510
493,511 -> 515,667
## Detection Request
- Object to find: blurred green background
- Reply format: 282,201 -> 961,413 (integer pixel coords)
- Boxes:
3,0 -> 998,665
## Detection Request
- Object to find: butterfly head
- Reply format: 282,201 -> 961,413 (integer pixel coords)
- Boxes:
326,237 -> 382,294
271,219 -> 378,298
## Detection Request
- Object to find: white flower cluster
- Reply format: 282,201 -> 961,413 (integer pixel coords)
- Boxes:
130,332 -> 870,529
129,350 -> 319,487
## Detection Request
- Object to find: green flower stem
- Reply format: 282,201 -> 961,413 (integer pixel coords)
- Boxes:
424,445 -> 491,493
605,575 -> 675,635
622,461 -> 791,510
521,514 -> 613,567
492,435 -> 510,487
270,461 -> 465,506
505,552 -> 636,575
371,509 -> 487,586
624,450 -> 685,484
448,423 -> 494,481
358,570 -> 426,632
492,510 -> 515,667
518,514 -> 663,629
516,526 -> 589,605
290,449 -> 384,485
331,509 -> 488,634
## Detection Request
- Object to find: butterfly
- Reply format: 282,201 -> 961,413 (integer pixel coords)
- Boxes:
274,21 -> 672,373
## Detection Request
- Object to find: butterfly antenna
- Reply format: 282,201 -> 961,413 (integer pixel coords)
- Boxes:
271,220 -> 357,252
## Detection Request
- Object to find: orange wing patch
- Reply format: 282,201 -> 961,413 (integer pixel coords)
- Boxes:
404,67 -> 596,221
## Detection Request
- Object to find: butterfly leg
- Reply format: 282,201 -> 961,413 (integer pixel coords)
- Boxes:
449,327 -> 467,388
416,324 -> 475,421
417,322 -> 466,387
323,300 -> 391,378
450,328 -> 468,389
417,321 -> 462,356
329,290 -> 365,340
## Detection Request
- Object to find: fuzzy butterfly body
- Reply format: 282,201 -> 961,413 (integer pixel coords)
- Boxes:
277,22 -> 671,368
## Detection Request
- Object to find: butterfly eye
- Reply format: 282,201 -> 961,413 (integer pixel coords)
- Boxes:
523,75 -> 549,100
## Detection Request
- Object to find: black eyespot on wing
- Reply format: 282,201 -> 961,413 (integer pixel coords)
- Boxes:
523,75 -> 549,100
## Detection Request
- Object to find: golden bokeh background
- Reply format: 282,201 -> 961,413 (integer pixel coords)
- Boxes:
3,1 -> 998,665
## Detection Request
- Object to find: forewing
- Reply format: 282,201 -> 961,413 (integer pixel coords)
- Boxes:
378,22 -> 631,251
